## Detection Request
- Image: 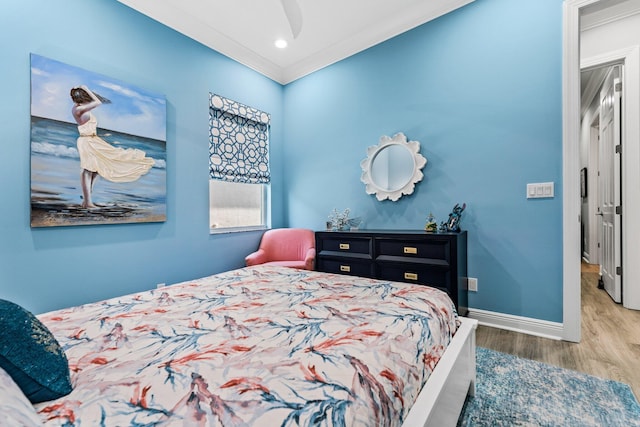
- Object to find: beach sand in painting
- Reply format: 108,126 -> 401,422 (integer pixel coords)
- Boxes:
30,203 -> 166,227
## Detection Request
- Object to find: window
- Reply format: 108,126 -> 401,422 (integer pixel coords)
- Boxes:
208,94 -> 270,233
209,180 -> 268,231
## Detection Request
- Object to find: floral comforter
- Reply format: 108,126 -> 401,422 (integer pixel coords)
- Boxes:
35,266 -> 458,426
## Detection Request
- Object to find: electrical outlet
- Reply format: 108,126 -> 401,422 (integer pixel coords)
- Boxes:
468,277 -> 478,292
156,283 -> 166,289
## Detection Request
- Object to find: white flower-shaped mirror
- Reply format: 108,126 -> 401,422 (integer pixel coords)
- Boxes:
360,132 -> 427,201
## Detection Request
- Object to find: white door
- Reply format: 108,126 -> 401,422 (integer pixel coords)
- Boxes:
598,66 -> 622,303
590,122 -> 600,266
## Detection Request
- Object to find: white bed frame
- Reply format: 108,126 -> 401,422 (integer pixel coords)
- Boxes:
402,317 -> 478,427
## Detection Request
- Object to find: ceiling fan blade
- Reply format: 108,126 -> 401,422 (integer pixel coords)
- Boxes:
280,0 -> 303,39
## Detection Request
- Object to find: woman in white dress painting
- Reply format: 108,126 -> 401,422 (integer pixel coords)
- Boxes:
70,85 -> 154,208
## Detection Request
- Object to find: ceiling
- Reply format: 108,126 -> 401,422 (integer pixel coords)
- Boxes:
116,0 -> 475,84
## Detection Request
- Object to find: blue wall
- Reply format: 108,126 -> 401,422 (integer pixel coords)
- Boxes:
1,0 -> 565,323
283,0 -> 564,322
0,1 -> 284,313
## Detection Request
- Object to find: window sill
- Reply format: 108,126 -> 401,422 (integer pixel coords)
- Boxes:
209,225 -> 268,235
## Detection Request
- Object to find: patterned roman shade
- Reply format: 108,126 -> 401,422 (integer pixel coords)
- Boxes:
209,93 -> 271,184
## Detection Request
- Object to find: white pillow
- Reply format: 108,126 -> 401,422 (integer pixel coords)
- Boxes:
0,366 -> 43,426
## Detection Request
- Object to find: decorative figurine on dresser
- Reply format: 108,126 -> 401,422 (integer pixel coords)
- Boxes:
315,229 -> 468,316
440,203 -> 466,233
424,212 -> 438,233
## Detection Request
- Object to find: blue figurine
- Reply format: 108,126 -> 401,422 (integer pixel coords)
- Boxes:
445,203 -> 466,232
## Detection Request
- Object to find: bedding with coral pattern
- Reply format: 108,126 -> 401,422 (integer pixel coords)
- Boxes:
33,265 -> 458,426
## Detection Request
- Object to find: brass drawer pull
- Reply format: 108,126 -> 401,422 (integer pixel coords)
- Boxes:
404,246 -> 417,254
339,243 -> 350,250
340,265 -> 351,272
404,272 -> 418,281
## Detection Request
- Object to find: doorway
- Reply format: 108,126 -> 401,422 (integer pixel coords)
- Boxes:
580,63 -> 623,304
563,0 -> 640,342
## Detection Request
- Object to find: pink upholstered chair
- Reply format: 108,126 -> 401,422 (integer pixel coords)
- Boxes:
245,228 -> 316,270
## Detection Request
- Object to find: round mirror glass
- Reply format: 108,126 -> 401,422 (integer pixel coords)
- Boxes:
370,145 -> 414,191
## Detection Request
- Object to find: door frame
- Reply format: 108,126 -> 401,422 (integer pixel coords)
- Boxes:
564,0 -> 640,341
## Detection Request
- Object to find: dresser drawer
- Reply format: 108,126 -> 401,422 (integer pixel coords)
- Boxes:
318,235 -> 372,255
317,258 -> 374,278
376,238 -> 451,262
377,264 -> 451,291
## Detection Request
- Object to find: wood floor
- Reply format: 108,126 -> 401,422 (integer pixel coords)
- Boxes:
476,262 -> 640,399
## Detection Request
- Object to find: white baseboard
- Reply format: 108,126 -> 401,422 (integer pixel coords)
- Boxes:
467,308 -> 563,341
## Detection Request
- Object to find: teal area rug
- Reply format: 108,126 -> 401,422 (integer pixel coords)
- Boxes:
457,347 -> 640,426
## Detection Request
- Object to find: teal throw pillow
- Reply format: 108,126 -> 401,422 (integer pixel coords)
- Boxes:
0,299 -> 72,403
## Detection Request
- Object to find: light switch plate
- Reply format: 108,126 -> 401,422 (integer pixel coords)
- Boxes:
527,182 -> 554,199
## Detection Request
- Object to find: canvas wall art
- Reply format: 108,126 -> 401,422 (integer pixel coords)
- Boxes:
30,54 -> 167,227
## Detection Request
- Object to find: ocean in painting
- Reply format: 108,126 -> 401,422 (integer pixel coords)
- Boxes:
30,116 -> 167,227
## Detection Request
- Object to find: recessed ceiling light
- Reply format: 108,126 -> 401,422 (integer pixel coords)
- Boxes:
275,39 -> 288,49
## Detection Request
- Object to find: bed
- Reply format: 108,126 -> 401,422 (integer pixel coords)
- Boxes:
2,265 -> 476,426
